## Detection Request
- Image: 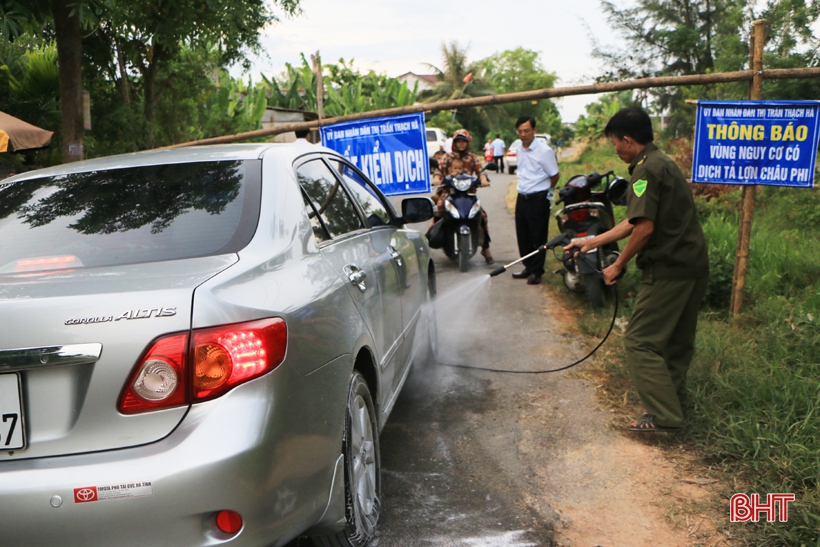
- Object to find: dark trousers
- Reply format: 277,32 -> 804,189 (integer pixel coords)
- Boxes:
494,155 -> 504,172
623,275 -> 708,427
515,190 -> 551,277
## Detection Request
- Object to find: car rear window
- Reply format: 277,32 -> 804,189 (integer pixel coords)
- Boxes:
0,160 -> 261,273
426,130 -> 438,141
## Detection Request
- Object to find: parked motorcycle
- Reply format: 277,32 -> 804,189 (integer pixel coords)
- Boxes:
439,163 -> 496,272
552,170 -> 628,307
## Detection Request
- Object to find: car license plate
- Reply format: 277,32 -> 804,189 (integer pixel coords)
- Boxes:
0,373 -> 26,450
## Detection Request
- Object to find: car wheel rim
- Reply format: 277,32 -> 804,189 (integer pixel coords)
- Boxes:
350,393 -> 376,517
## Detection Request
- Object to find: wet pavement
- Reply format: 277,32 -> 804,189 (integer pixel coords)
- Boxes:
289,171 -> 598,546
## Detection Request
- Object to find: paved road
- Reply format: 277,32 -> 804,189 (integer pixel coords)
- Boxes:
290,172 -> 610,546
369,172 -> 590,547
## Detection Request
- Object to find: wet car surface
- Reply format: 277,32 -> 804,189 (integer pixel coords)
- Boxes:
0,143 -> 435,547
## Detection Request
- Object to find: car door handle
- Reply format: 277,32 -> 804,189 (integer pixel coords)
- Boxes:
343,264 -> 367,292
388,245 -> 403,267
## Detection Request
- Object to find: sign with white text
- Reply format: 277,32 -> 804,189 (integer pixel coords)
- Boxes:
320,113 -> 430,196
692,100 -> 820,187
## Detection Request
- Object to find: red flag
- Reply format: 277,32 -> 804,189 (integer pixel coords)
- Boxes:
462,72 -> 473,84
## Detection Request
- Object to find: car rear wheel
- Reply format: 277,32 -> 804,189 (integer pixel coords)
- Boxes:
315,372 -> 380,547
415,269 -> 438,368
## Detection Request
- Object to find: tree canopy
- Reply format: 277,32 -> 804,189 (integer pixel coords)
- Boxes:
422,43 -> 561,145
592,0 -> 820,135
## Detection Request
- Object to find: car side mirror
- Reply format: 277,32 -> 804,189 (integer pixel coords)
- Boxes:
401,197 -> 435,224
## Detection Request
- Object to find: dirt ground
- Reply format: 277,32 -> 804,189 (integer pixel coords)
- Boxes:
355,173 -> 739,547
531,289 -> 733,547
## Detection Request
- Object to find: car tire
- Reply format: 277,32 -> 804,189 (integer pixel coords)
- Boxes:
508,166 -> 516,175
314,372 -> 380,547
416,269 -> 438,367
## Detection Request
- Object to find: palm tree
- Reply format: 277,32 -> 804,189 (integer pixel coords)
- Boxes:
422,42 -> 502,137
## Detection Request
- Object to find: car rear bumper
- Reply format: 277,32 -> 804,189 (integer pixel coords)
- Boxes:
0,362 -> 350,547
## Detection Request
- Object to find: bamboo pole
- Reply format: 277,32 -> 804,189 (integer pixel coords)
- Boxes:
164,66 -> 820,149
729,25 -> 756,313
730,19 -> 767,318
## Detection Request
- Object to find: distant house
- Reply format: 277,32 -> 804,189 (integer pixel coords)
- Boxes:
396,72 -> 437,92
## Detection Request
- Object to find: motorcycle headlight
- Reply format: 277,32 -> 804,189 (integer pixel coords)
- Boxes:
454,178 -> 472,192
468,201 -> 481,219
444,199 -> 460,218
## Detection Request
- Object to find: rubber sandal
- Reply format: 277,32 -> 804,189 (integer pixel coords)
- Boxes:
626,415 -> 682,432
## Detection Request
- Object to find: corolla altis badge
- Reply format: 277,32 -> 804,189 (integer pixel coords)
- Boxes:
65,307 -> 176,326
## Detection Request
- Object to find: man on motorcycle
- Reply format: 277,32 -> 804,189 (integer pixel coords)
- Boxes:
436,129 -> 493,264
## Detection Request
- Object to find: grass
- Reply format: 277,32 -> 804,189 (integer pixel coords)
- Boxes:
554,138 -> 820,547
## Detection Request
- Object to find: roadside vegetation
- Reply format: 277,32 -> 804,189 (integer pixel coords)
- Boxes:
554,135 -> 820,547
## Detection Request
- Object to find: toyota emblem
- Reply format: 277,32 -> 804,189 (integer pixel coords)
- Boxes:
77,489 -> 95,500
74,486 -> 97,503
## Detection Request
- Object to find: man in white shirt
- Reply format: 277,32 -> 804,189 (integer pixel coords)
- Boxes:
491,134 -> 506,173
512,116 -> 560,284
294,128 -> 313,144
444,136 -> 453,154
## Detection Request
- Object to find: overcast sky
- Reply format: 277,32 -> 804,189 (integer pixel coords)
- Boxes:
237,0 -> 621,123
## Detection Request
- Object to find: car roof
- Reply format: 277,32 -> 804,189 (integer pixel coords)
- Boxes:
6,143 -> 331,182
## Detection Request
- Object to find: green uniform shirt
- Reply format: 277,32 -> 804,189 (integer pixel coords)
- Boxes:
627,143 -> 709,280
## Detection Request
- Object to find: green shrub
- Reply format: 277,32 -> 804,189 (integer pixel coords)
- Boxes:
699,213 -> 738,311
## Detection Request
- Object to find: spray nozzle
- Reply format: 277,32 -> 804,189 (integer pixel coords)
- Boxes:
489,265 -> 507,277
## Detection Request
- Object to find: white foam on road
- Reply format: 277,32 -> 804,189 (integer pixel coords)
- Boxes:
421,530 -> 538,546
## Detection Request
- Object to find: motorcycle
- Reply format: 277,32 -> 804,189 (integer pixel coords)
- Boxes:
552,170 -> 628,307
439,163 -> 496,272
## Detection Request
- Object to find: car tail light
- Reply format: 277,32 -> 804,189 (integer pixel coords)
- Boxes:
191,318 -> 287,402
16,255 -> 82,272
119,333 -> 188,414
216,510 -> 243,534
568,210 -> 589,222
118,318 -> 287,414
506,150 -> 515,157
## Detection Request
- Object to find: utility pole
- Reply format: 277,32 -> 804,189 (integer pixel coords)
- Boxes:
730,19 -> 767,317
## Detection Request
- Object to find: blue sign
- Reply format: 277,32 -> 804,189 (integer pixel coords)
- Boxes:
320,113 -> 430,196
692,100 -> 820,187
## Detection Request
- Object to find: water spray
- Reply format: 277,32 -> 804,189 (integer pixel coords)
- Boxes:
440,233 -> 622,374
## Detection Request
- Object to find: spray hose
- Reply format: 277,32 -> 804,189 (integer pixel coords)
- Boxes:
440,289 -> 618,374
442,233 -> 621,374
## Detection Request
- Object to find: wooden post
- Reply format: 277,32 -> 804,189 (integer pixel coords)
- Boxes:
730,19 -> 767,317
311,51 -> 324,120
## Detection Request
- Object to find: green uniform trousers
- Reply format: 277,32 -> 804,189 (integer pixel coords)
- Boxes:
623,275 -> 708,428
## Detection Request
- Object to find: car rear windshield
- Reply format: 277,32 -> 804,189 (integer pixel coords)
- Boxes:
0,160 -> 261,273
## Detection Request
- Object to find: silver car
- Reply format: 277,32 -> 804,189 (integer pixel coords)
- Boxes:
0,143 -> 436,546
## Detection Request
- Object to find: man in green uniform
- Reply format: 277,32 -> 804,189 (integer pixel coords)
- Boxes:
566,107 -> 709,431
